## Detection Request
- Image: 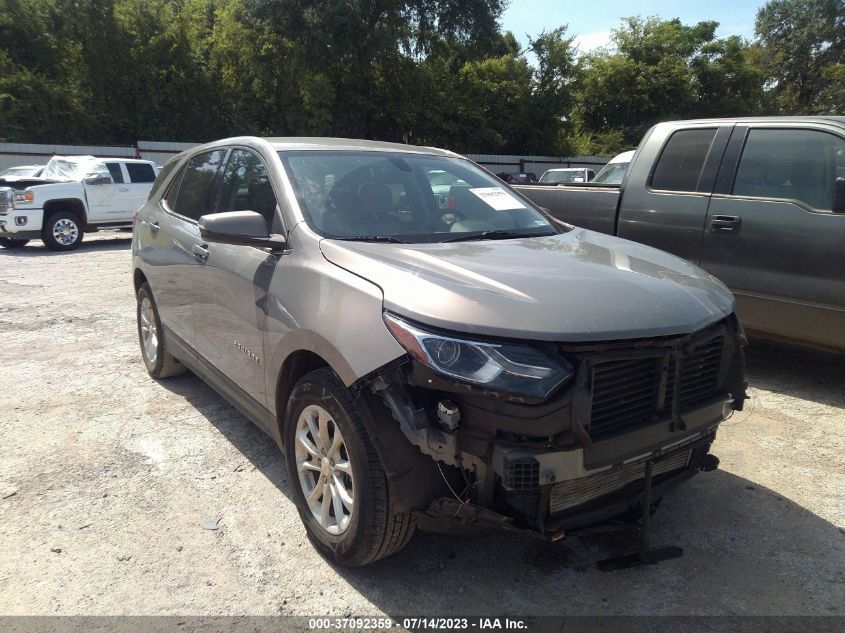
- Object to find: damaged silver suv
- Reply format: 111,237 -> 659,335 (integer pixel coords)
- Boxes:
132,137 -> 747,566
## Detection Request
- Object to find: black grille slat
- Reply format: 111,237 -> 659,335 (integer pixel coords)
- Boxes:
592,393 -> 657,415
588,334 -> 726,440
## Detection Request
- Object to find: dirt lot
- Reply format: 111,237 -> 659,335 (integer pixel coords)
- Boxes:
0,234 -> 843,617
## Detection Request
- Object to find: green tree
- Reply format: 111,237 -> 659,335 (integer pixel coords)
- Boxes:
577,17 -> 768,147
755,0 -> 845,113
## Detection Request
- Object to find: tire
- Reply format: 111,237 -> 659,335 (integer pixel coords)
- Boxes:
0,237 -> 30,249
136,282 -> 186,379
42,211 -> 84,251
284,368 -> 415,566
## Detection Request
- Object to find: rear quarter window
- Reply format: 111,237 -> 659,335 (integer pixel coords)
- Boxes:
650,128 -> 717,192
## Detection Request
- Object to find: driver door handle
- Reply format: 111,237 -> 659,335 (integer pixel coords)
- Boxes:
710,215 -> 742,234
192,244 -> 209,262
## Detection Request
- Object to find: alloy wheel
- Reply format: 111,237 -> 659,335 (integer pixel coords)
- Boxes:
52,218 -> 79,246
139,296 -> 158,364
294,404 -> 355,535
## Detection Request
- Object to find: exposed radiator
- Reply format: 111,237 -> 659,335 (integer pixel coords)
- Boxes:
549,450 -> 691,514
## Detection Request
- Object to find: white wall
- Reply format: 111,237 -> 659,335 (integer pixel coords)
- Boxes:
1,142 -> 610,176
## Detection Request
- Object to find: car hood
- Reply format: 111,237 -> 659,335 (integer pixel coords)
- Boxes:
319,229 -> 735,341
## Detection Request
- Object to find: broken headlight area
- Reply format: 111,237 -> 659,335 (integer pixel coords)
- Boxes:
360,315 -> 746,537
383,312 -> 574,402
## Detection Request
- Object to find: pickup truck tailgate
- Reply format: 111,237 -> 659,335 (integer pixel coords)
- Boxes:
514,184 -> 621,234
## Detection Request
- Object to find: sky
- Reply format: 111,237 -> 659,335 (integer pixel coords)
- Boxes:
500,0 -> 767,54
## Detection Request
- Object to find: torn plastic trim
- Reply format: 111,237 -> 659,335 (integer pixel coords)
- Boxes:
360,362 -> 461,467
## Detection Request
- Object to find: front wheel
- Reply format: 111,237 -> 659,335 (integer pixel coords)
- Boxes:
42,211 -> 84,251
136,283 -> 185,379
284,368 -> 415,566
0,237 -> 30,249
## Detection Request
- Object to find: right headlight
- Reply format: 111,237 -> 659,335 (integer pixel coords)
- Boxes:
383,312 -> 573,400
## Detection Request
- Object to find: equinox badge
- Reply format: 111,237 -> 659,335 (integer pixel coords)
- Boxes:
234,340 -> 260,365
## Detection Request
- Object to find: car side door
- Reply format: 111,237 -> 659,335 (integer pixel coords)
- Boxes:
616,125 -> 732,262
85,161 -> 128,221
124,162 -> 158,218
193,147 -> 284,411
700,125 -> 845,350
138,149 -> 228,350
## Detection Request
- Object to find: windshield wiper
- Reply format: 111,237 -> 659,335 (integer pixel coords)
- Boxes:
334,235 -> 410,244
440,229 -> 556,243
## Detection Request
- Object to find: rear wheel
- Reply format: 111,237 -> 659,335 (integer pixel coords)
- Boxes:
0,238 -> 29,249
42,211 -> 84,251
284,368 -> 415,566
136,282 -> 185,378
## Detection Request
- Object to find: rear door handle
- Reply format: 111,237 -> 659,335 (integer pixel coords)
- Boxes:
192,244 -> 209,262
150,221 -> 159,235
119,187 -> 130,192
710,215 -> 742,234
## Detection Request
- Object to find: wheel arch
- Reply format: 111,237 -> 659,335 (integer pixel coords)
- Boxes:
133,268 -> 148,294
274,349 -> 332,442
42,198 -> 88,225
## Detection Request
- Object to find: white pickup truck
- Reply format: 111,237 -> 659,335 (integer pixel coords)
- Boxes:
0,155 -> 159,250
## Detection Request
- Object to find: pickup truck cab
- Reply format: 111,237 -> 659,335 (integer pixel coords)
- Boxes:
0,155 -> 158,250
515,117 -> 845,351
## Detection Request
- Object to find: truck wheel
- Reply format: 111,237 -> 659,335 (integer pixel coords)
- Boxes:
42,211 -> 84,251
0,238 -> 30,249
136,282 -> 186,379
284,368 -> 415,566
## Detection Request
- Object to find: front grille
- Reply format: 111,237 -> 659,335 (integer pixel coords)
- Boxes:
666,336 -> 725,411
0,189 -> 11,215
589,358 -> 661,437
588,332 -> 726,440
549,450 -> 691,514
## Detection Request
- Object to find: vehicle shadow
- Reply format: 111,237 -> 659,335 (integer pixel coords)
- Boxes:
156,363 -> 843,616
745,337 -> 845,412
0,235 -> 132,257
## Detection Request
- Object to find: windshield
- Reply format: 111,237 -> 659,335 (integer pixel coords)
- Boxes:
539,170 -> 585,184
592,162 -> 630,184
1,166 -> 39,177
279,151 -> 559,243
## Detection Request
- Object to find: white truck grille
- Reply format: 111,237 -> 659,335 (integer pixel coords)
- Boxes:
0,188 -> 11,215
549,450 -> 691,514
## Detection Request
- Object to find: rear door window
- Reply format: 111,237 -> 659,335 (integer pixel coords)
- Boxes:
169,150 -> 228,221
651,128 -> 717,192
732,129 -> 845,211
126,162 -> 156,183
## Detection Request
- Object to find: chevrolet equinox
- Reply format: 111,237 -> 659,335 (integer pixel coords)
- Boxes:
132,137 -> 747,566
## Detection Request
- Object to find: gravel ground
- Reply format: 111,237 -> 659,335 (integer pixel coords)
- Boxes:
0,234 -> 843,617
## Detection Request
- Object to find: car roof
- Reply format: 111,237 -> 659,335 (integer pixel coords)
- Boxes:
661,116 -> 845,127
188,136 -> 462,158
545,167 -> 588,172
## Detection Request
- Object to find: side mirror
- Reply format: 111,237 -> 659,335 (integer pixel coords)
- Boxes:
85,172 -> 113,186
198,211 -> 286,251
833,178 -> 845,213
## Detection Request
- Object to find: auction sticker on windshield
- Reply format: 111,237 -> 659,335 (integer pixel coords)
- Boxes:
469,187 -> 526,211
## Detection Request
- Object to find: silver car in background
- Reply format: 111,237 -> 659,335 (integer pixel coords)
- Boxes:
132,137 -> 747,566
